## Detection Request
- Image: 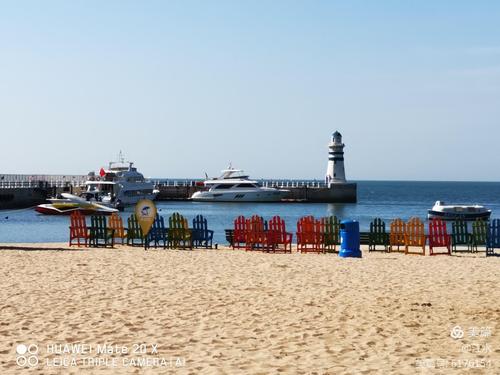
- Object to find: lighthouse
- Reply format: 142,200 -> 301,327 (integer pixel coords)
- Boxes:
325,131 -> 346,186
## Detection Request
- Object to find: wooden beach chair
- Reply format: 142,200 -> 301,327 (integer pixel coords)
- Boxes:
404,217 -> 426,255
451,220 -> 471,253
322,215 -> 340,252
232,216 -> 247,249
126,214 -> 144,246
108,213 -> 127,245
389,218 -> 405,253
470,220 -> 488,252
368,218 -> 389,252
89,215 -> 114,248
69,211 -> 89,247
268,215 -> 292,253
486,219 -> 500,257
146,214 -> 168,249
296,216 -> 325,253
192,215 -> 214,249
246,215 -> 272,251
428,218 -> 451,255
167,212 -> 192,249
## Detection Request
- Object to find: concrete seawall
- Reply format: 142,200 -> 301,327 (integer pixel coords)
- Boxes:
156,183 -> 357,203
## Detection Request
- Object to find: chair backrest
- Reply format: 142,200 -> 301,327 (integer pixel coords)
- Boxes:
233,215 -> 246,242
472,219 -> 488,245
249,215 -> 265,232
370,218 -> 386,234
452,220 -> 469,244
269,215 -> 288,242
91,215 -> 107,237
127,214 -> 143,238
70,211 -> 87,238
169,212 -> 185,230
405,217 -> 425,245
390,218 -> 405,245
193,215 -> 208,231
152,214 -> 166,230
297,216 -> 315,235
487,219 -> 500,248
109,213 -> 125,238
322,216 -> 340,244
429,218 -> 449,246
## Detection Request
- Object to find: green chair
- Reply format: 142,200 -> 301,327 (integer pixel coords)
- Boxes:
322,216 -> 340,252
451,220 -> 471,252
126,214 -> 144,246
471,220 -> 488,252
167,212 -> 192,249
368,218 -> 389,252
89,215 -> 114,248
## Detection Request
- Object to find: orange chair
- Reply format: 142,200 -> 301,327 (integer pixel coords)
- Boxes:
405,217 -> 426,255
69,211 -> 89,247
108,213 -> 127,245
389,218 -> 406,253
428,218 -> 451,255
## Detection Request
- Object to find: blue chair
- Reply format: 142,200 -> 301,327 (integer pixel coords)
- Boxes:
192,215 -> 214,249
486,219 -> 500,257
146,214 -> 167,249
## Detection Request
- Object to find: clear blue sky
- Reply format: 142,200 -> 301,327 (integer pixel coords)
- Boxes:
1,1 -> 499,180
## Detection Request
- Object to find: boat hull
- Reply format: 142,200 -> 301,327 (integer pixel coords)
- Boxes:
35,204 -> 117,215
427,210 -> 491,221
191,189 -> 289,202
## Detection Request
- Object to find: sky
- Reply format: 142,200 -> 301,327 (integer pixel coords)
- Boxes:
1,1 -> 499,181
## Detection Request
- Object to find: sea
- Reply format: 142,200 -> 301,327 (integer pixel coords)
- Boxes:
1,181 -> 499,244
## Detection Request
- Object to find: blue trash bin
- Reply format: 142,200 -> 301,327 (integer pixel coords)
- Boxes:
339,220 -> 362,258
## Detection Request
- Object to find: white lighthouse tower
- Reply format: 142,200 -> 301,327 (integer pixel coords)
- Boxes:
325,131 -> 346,186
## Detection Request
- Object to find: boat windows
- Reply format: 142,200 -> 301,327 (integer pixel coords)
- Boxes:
214,184 -> 235,190
236,183 -> 258,188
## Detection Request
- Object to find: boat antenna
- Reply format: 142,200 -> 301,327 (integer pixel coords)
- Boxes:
204,172 -> 208,179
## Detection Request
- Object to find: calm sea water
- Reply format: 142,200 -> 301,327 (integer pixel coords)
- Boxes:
1,181 -> 499,244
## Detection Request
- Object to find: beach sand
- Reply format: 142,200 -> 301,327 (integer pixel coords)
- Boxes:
0,243 -> 498,374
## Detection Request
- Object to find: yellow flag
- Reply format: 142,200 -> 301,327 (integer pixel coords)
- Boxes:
135,199 -> 157,236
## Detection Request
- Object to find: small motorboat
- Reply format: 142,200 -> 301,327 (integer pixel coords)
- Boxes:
35,193 -> 119,215
427,201 -> 491,221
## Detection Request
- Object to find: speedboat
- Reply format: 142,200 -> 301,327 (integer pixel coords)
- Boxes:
35,193 -> 119,215
84,152 -> 158,207
427,201 -> 491,221
190,167 -> 289,202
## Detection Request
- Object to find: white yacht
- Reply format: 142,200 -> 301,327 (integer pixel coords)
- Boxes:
190,168 -> 289,202
427,201 -> 491,221
84,153 -> 158,208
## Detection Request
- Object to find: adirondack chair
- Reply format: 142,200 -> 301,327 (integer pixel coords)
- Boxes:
191,215 -> 214,249
146,214 -> 168,249
232,216 -> 247,249
405,217 -> 426,255
268,215 -> 292,253
167,212 -> 192,249
322,216 -> 340,252
69,211 -> 89,247
368,218 -> 389,252
470,220 -> 488,252
108,213 -> 127,245
428,218 -> 451,255
89,215 -> 114,248
486,219 -> 500,257
126,214 -> 144,246
296,216 -> 325,253
451,220 -> 471,252
246,215 -> 272,251
389,218 -> 405,253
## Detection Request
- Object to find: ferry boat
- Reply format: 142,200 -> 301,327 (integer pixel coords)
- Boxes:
35,193 -> 119,215
190,167 -> 289,202
427,201 -> 491,221
84,153 -> 158,207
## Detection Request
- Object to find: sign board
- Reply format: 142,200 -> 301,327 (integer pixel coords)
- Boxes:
134,199 -> 157,236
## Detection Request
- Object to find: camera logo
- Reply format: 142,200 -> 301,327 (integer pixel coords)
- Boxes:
450,326 -> 464,340
16,344 -> 39,367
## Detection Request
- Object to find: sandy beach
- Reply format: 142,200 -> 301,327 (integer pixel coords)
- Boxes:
0,244 -> 498,374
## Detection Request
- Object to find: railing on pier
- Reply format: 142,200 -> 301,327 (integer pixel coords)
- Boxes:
0,174 -> 88,189
153,179 -> 330,189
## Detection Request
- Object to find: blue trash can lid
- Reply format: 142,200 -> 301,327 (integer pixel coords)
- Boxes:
341,220 -> 358,225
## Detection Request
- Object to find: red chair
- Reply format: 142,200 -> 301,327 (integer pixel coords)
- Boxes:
428,218 -> 451,255
69,211 -> 89,247
246,215 -> 272,251
268,216 -> 292,253
232,216 -> 247,249
297,216 -> 325,253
